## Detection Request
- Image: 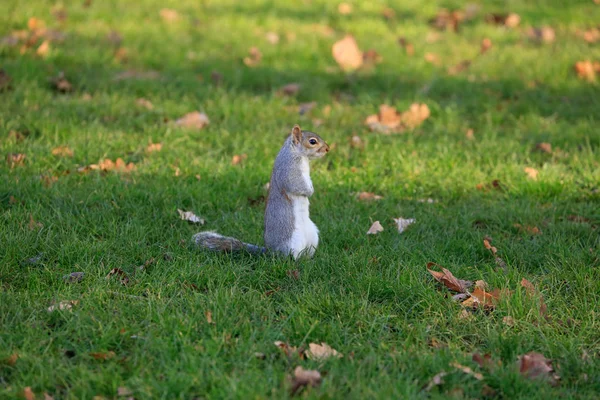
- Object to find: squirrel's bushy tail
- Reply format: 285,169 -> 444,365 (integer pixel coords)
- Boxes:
193,232 -> 266,254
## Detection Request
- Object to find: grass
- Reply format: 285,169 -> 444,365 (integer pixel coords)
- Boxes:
1,0 -> 600,398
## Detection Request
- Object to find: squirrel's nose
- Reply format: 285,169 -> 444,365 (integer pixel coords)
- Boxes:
324,144 -> 330,152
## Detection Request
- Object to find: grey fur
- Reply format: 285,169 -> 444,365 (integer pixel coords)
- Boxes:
193,126 -> 328,258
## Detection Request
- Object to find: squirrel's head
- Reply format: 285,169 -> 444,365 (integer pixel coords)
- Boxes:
291,124 -> 330,159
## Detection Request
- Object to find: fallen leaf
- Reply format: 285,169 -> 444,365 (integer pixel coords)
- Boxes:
90,351 -> 115,360
357,192 -> 383,201
527,26 -> 556,43
503,316 -> 515,326
23,387 -> 35,400
518,352 -> 559,385
581,27 -> 600,44
447,60 -> 471,75
243,47 -> 262,67
574,60 -> 597,81
429,9 -> 464,31
6,153 -> 26,168
63,272 -> 84,283
367,221 -> 384,235
338,3 -> 352,15
173,111 -> 210,130
398,37 -> 414,56
113,70 -> 160,81
476,179 -> 504,191
51,146 -> 73,157
483,239 -> 497,254
423,371 -> 447,391
394,217 -> 415,233
159,8 -> 179,23
480,38 -> 492,54
47,300 -> 79,312
475,280 -> 488,290
231,154 -> 247,165
88,158 -> 135,173
279,83 -> 300,96
426,263 -> 473,293
298,101 -> 317,115
306,342 -> 343,360
472,353 -> 497,369
146,142 -> 162,153
135,98 -> 153,110
106,268 -> 130,285
365,103 -> 430,133
265,31 -> 279,44
50,71 -> 72,92
487,13 -> 520,27
290,366 -> 321,395
4,353 -> 18,366
424,52 -> 440,65
524,167 -> 539,180
28,214 -> 43,230
534,142 -> 552,153
513,223 -> 541,235
205,310 -> 214,324
113,47 -> 128,63
274,341 -> 301,358
362,49 -> 382,65
177,209 -> 204,224
36,40 -> 50,57
450,362 -> 484,380
0,69 -> 12,91
332,35 -> 363,71
461,287 -> 507,310
465,128 -> 475,140
117,387 -> 133,396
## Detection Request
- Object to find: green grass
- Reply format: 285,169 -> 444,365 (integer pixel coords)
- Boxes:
1,0 -> 600,398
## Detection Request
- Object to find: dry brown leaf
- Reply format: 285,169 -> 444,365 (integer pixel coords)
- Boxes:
274,341 -> 301,358
581,27 -> 600,44
332,35 -> 363,71
146,142 -> 162,153
90,158 -> 135,173
394,217 -> 416,233
113,47 -> 128,63
279,83 -> 300,96
306,342 -> 343,360
6,153 -> 26,168
50,71 -> 72,92
105,268 -> 129,285
205,310 -> 214,324
243,47 -> 262,67
483,239 -> 497,255
423,371 -> 447,391
503,316 -> 515,326
47,300 -> 78,312
231,154 -> 248,165
51,146 -> 73,157
90,351 -> 115,361
4,353 -> 18,366
338,3 -> 352,15
527,27 -> 556,43
534,142 -> 552,153
28,214 -> 43,230
265,31 -> 279,44
480,38 -> 492,54
290,366 -> 321,395
159,8 -> 180,23
424,52 -> 440,65
524,167 -> 539,180
426,263 -> 473,293
465,128 -> 475,140
37,40 -> 50,57
472,353 -> 497,369
365,103 -> 430,133
513,223 -> 541,235
450,362 -> 484,380
461,287 -> 507,310
447,60 -> 471,75
475,280 -> 488,290
398,37 -> 414,56
574,60 -> 597,81
362,49 -> 382,65
518,352 -> 559,385
357,192 -> 383,201
177,209 -> 204,224
429,9 -> 464,31
367,221 -> 384,235
173,111 -> 210,130
23,387 -> 35,400
117,387 -> 133,396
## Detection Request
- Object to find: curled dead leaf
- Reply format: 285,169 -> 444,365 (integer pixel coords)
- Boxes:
159,8 -> 180,23
518,352 -> 559,385
450,362 -> 483,380
574,60 -> 599,81
47,300 -> 79,312
534,142 -> 552,154
243,47 -> 262,67
205,310 -> 214,324
367,221 -> 384,235
424,52 -> 440,65
4,353 -> 18,366
50,72 -> 72,92
427,263 -> 473,293
265,31 -> 279,44
231,154 -> 248,165
6,153 -> 26,168
306,342 -> 342,360
480,38 -> 492,54
423,371 -> 447,391
146,142 -> 162,153
524,167 -> 539,180
51,146 -> 73,157
290,366 -> 321,395
90,351 -> 116,361
23,387 -> 35,400
274,341 -> 302,359
332,35 -> 363,71
429,9 -> 464,32
105,268 -> 129,285
136,98 -> 154,110
357,192 -> 383,201
365,103 -> 430,133
527,26 -> 556,43
338,3 -> 352,15
483,239 -> 497,255
173,111 -> 210,130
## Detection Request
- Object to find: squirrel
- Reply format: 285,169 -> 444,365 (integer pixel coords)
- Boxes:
193,124 -> 330,259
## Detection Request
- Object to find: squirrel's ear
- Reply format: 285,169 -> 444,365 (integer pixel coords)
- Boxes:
291,124 -> 302,144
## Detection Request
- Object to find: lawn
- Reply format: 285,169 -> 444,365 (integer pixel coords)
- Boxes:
1,0 -> 600,398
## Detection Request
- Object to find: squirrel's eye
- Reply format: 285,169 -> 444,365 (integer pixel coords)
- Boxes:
309,139 -> 317,145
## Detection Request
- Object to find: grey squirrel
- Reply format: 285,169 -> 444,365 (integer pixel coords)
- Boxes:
193,124 -> 330,259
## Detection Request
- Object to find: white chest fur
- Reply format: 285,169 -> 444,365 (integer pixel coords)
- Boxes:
288,158 -> 319,259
